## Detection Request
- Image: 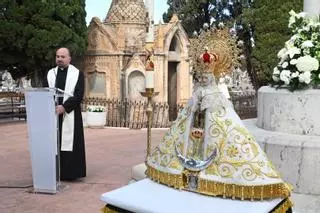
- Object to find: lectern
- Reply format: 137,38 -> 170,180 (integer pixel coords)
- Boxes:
25,88 -> 60,194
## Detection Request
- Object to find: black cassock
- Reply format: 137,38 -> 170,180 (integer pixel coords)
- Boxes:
44,67 -> 86,180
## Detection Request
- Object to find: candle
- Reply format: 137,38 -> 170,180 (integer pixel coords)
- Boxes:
145,70 -> 154,89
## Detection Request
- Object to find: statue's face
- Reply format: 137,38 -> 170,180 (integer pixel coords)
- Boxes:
198,74 -> 211,86
201,76 -> 209,84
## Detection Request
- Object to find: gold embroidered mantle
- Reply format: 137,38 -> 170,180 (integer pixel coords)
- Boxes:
146,96 -> 292,201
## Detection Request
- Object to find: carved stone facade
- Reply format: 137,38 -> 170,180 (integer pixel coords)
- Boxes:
84,0 -> 192,108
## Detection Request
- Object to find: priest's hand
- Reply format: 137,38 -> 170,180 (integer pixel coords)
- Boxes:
56,105 -> 65,114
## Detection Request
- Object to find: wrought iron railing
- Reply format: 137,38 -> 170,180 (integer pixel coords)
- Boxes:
230,91 -> 257,120
0,92 -> 26,120
0,91 -> 257,125
82,91 -> 257,128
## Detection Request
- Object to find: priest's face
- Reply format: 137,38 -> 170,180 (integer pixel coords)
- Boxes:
56,48 -> 71,68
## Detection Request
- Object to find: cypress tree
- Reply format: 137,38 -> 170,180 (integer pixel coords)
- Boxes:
163,0 -> 247,36
163,0 -> 257,86
242,0 -> 303,86
0,0 -> 87,85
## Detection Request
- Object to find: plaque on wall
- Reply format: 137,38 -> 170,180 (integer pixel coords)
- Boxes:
88,72 -> 106,96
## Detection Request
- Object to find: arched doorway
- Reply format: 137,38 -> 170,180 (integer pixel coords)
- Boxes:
168,62 -> 178,121
128,70 -> 145,100
168,35 -> 181,121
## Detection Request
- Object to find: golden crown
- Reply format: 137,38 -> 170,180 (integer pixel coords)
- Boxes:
189,27 -> 241,78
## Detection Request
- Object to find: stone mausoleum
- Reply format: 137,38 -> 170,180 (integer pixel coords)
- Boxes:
84,0 -> 192,114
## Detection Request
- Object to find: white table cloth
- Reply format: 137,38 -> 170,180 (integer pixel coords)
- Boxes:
101,179 -> 283,213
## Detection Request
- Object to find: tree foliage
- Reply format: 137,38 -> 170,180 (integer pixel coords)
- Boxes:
163,0 -> 250,35
0,0 -> 87,84
163,0 -> 305,88
242,0 -> 303,86
163,0 -> 258,87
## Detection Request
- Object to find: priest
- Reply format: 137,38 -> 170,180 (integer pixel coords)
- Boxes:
43,47 -> 86,181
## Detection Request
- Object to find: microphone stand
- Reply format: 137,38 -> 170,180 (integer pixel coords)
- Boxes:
54,88 -> 62,192
53,87 -> 73,192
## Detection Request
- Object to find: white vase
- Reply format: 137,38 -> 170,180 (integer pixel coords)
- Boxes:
87,111 -> 107,128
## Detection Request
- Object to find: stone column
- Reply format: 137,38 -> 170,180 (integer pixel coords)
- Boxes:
246,86 -> 320,195
304,0 -> 320,16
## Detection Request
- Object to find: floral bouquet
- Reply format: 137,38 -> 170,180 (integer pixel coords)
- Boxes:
272,10 -> 320,91
87,105 -> 106,112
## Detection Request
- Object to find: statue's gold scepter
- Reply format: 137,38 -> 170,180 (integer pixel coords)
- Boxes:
140,88 -> 159,159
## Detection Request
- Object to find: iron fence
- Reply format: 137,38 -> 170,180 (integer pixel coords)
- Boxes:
230,91 -> 257,119
0,92 -> 26,120
82,91 -> 257,129
0,91 -> 257,125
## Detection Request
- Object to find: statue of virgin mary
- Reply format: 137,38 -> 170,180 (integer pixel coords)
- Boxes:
145,28 -> 293,212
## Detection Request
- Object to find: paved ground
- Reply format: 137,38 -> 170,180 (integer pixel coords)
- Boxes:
0,121 -> 165,213
0,121 -> 319,213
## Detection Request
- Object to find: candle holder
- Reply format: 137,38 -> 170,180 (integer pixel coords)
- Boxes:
140,88 -> 159,161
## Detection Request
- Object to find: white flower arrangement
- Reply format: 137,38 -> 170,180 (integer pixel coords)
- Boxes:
272,10 -> 320,91
87,105 -> 106,112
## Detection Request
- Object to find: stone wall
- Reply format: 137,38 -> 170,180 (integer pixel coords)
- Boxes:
257,86 -> 320,136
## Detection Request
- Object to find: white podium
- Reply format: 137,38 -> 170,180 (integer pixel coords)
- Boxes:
25,88 -> 59,194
